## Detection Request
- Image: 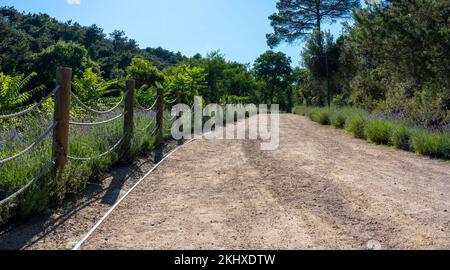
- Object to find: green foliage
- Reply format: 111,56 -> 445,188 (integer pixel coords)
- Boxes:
125,57 -> 164,107
164,63 -> 207,106
126,57 -> 164,89
390,126 -> 412,151
345,114 -> 367,139
0,108 -> 174,225
330,108 -> 352,129
292,106 -> 309,116
0,72 -> 44,114
35,41 -> 100,87
412,131 -> 450,160
0,7 -> 186,83
310,109 -> 332,125
254,50 -> 293,110
294,106 -> 450,160
267,0 -> 360,47
364,119 -> 393,145
296,1 -> 450,131
72,68 -> 119,105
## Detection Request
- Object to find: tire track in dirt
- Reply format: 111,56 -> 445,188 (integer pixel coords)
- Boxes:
241,114 -> 450,249
80,114 -> 450,250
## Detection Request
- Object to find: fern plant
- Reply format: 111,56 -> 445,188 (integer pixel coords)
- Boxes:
72,68 -> 120,107
0,72 -> 45,115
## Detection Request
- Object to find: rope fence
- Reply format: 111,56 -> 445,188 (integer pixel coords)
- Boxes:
166,98 -> 177,104
0,159 -> 55,207
137,117 -> 156,133
71,91 -> 126,115
1,67 -> 181,223
69,112 -> 125,126
0,86 -> 59,120
67,137 -> 123,161
135,97 -> 157,112
0,122 -> 56,165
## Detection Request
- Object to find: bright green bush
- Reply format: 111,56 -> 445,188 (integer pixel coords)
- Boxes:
365,119 -> 393,145
330,110 -> 350,129
390,126 -> 412,151
411,131 -> 450,159
292,106 -> 309,116
294,106 -> 450,160
310,109 -> 332,125
345,115 -> 367,139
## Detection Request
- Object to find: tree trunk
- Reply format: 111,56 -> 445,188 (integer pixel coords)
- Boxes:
316,1 -> 323,54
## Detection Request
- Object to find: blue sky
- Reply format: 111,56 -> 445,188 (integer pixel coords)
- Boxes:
3,0 -> 355,66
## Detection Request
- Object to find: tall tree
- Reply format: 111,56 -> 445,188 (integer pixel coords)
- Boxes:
253,51 -> 292,110
267,0 -> 359,106
267,0 -> 360,50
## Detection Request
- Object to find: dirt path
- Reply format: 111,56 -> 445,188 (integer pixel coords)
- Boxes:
79,114 -> 448,249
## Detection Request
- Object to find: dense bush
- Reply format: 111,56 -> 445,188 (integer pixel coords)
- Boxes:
311,109 -> 332,125
364,119 -> 393,145
293,105 -> 450,160
345,115 -> 367,139
330,107 -> 361,129
330,111 -> 348,129
390,126 -> 412,151
293,1 -> 450,132
412,131 -> 450,160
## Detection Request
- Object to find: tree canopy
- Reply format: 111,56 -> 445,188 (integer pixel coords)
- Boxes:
254,51 -> 293,110
267,0 -> 360,48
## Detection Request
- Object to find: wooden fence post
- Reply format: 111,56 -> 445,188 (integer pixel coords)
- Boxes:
176,91 -> 184,146
154,88 -> 164,163
122,80 -> 135,160
52,67 -> 72,174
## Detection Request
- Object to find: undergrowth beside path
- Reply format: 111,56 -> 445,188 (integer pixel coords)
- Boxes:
293,106 -> 450,160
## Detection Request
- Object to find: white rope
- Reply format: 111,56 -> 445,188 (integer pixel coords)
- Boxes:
0,122 -> 56,165
164,115 -> 176,121
69,113 -> 124,126
135,97 -> 157,112
137,117 -> 156,133
67,138 -> 123,161
0,159 -> 55,207
72,136 -> 200,250
71,91 -> 125,115
0,86 -> 59,120
166,98 -> 177,104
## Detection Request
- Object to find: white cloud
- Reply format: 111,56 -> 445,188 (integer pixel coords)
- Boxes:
67,0 -> 81,5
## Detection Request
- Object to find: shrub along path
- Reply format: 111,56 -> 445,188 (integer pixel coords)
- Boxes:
80,114 -> 450,250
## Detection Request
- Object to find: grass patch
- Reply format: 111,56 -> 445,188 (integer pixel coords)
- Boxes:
411,131 -> 450,159
390,125 -> 412,151
310,108 -> 332,125
293,105 -> 450,160
364,119 -> 393,145
330,111 -> 348,129
345,115 -> 368,139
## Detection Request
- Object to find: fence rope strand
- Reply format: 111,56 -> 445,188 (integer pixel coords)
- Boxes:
71,91 -> 125,115
67,137 -> 123,161
0,159 -> 55,207
137,117 -> 157,133
164,114 -> 176,121
0,86 -> 59,120
166,98 -> 177,104
135,97 -> 157,112
0,122 -> 56,165
69,112 -> 125,126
